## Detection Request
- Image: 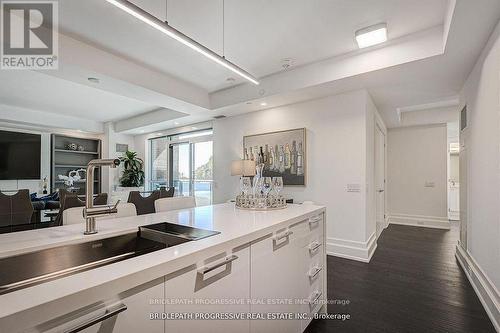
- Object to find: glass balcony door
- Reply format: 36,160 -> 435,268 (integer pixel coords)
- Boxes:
169,142 -> 192,197
169,140 -> 213,205
192,141 -> 213,206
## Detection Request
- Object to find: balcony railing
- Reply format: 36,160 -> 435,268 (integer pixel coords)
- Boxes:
149,179 -> 213,206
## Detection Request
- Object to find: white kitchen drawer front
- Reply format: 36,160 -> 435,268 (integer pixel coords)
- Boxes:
164,244 -> 251,333
31,279 -> 164,333
306,213 -> 324,234
301,272 -> 325,331
250,222 -> 307,333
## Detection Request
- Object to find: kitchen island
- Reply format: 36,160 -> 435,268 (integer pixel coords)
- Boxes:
0,203 -> 326,333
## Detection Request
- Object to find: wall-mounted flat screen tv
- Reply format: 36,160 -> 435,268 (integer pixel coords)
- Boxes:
0,130 -> 41,180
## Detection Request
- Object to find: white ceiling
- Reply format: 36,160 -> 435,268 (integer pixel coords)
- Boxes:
0,70 -> 157,122
1,0 -> 499,134
59,0 -> 448,92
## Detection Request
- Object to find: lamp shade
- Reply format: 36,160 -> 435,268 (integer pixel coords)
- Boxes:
231,159 -> 256,176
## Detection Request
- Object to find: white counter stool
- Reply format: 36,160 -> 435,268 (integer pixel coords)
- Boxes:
63,202 -> 137,225
154,196 -> 196,213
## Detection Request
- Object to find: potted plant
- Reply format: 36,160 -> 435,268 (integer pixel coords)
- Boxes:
119,150 -> 145,188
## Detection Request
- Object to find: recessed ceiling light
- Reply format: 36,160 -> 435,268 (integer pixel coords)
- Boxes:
355,23 -> 387,49
156,133 -> 163,136
77,130 -> 84,133
260,102 -> 267,107
87,77 -> 100,83
174,122 -> 180,125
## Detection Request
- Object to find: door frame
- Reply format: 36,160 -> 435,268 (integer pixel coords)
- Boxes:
375,121 -> 387,238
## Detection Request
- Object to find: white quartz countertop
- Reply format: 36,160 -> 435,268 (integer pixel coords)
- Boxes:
0,203 -> 325,327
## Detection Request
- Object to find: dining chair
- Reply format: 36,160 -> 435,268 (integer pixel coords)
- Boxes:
55,192 -> 108,225
0,189 -> 34,229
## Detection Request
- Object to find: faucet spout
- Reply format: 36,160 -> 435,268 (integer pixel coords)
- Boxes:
83,159 -> 120,235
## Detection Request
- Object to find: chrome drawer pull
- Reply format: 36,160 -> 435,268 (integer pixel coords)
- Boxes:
198,255 -> 239,275
309,241 -> 321,252
64,304 -> 127,333
309,291 -> 322,305
308,266 -> 323,279
273,230 -> 293,241
309,216 -> 322,224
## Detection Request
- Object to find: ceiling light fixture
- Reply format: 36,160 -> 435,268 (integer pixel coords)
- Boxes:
260,102 -> 267,107
104,0 -> 259,85
355,23 -> 387,49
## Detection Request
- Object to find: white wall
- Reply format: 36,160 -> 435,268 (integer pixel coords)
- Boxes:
102,122 -> 136,194
387,124 -> 449,228
459,20 -> 500,295
212,90 -> 383,261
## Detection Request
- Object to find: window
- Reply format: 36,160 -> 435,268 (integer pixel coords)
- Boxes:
148,129 -> 213,205
150,136 -> 169,190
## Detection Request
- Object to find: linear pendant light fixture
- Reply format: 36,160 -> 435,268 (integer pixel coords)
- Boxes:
104,0 -> 259,85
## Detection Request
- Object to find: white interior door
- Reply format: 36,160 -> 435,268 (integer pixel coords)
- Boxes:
375,125 -> 386,238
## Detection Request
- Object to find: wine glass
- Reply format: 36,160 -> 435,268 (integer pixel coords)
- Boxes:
262,177 -> 273,197
272,177 -> 283,196
240,177 -> 251,195
253,177 -> 264,197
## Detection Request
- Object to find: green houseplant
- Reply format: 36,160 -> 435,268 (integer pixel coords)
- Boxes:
119,150 -> 145,187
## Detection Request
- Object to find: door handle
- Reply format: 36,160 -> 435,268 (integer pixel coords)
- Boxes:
273,230 -> 293,241
198,255 -> 239,275
377,189 -> 384,193
64,304 -> 127,333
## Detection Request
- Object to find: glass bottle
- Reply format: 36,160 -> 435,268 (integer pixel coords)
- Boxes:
290,140 -> 297,175
269,146 -> 274,170
264,144 -> 269,166
279,145 -> 285,173
284,144 -> 291,171
297,142 -> 304,175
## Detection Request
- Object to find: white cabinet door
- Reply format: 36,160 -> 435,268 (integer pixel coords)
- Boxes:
164,245 -> 250,333
112,278 -> 165,333
250,222 -> 307,333
36,278 -> 164,333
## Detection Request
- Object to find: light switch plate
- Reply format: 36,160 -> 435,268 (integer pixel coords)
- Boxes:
346,183 -> 361,192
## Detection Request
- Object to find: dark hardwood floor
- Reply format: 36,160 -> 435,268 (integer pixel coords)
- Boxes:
306,223 -> 496,333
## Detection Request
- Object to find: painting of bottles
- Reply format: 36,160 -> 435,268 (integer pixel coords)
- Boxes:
243,128 -> 306,186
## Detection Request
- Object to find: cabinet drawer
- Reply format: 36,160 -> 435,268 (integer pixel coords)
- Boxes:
32,279 -> 164,333
165,245 -> 250,333
301,270 -> 324,331
306,213 -> 324,235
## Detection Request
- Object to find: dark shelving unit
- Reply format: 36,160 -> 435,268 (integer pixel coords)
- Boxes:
51,134 -> 102,195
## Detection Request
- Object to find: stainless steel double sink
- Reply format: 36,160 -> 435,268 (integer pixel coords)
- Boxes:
0,222 -> 220,295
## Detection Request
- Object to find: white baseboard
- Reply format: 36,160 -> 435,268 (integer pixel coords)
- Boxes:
455,244 -> 500,332
388,213 -> 450,230
326,232 -> 377,263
